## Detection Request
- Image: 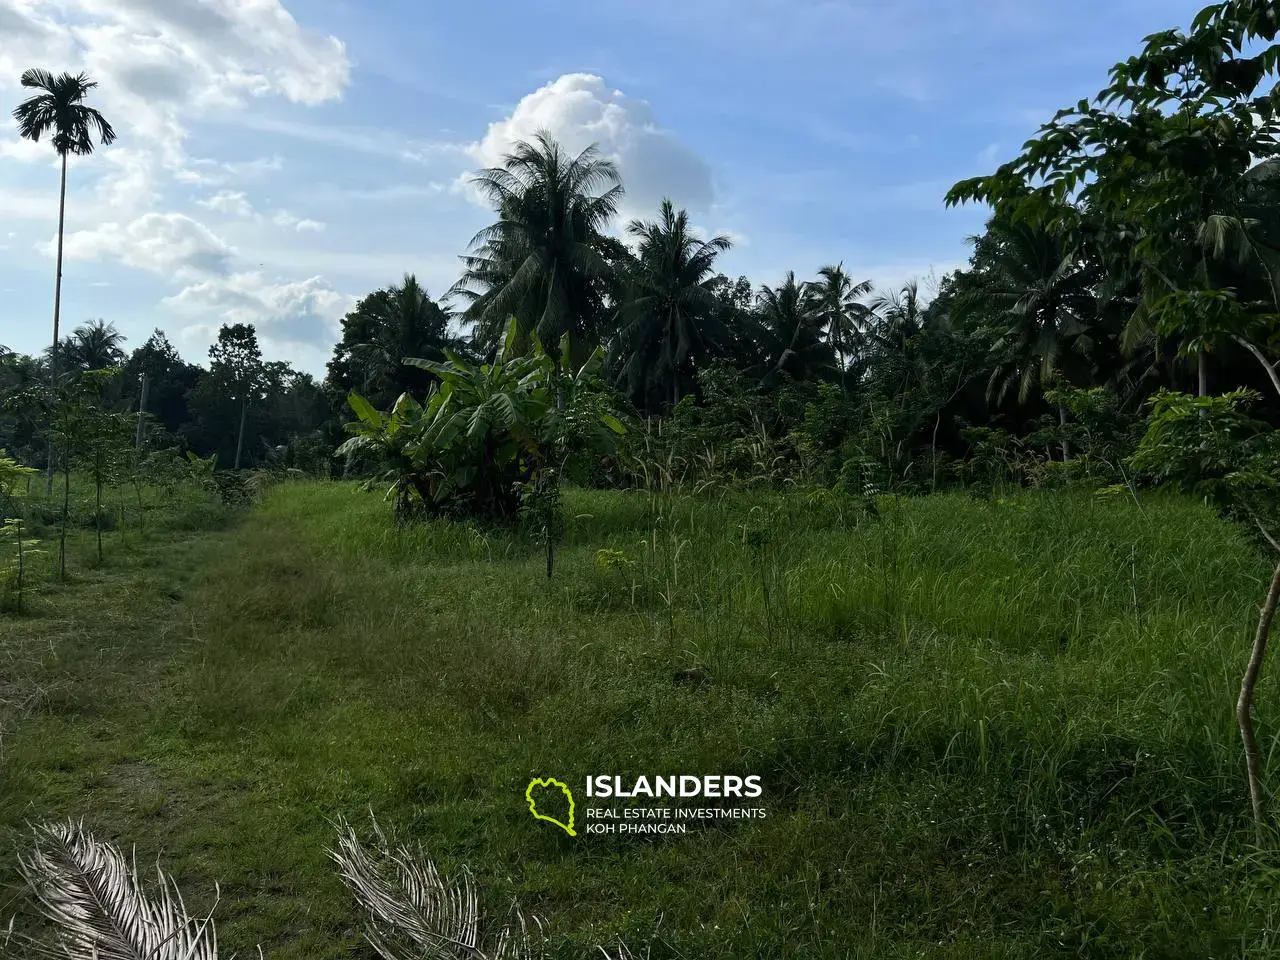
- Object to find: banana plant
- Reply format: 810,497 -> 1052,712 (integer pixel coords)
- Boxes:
342,317 -> 625,525
336,391 -> 434,522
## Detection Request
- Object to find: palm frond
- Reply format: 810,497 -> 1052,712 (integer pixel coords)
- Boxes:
330,815 -> 542,960
15,820 -> 220,960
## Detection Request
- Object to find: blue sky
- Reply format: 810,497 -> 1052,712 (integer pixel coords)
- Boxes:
0,0 -> 1207,374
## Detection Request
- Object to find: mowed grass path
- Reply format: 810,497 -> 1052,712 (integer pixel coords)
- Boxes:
3,481 -> 1280,958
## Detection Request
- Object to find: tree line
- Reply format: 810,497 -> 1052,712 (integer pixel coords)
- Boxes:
4,0 -> 1280,496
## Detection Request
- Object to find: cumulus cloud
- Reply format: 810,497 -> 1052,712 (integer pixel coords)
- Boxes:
192,193 -> 324,232
466,73 -> 714,218
53,212 -> 234,279
197,190 -> 255,217
163,272 -> 352,347
0,134 -> 52,162
271,210 -> 325,232
0,0 -> 349,214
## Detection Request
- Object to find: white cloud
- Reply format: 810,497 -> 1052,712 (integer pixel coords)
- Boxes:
0,0 -> 349,215
0,135 -> 52,163
197,190 -> 255,217
466,73 -> 714,218
52,212 -> 234,279
190,196 -> 324,231
271,210 -> 325,232
177,155 -> 286,187
163,272 -> 352,347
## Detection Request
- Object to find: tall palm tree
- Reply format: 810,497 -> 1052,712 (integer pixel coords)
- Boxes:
452,132 -> 623,366
14,68 -> 116,487
805,263 -> 873,387
612,199 -> 733,411
758,272 -> 835,382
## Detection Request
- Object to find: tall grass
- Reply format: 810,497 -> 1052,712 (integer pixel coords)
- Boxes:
3,480 -> 1279,957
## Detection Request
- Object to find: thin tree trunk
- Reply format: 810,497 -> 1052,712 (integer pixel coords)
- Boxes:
46,151 -> 69,495
837,335 -> 847,396
931,412 -> 941,494
95,478 -> 103,563
1058,404 -> 1070,461
135,372 -> 149,448
15,510 -> 24,613
234,398 -> 247,470
1234,337 -> 1280,399
59,451 -> 70,582
1198,348 -> 1208,397
1240,560 -> 1280,831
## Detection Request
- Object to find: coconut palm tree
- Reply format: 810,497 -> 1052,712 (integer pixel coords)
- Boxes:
758,272 -> 835,383
612,199 -> 733,412
64,319 -> 126,372
957,217 -> 1101,457
452,132 -> 623,366
805,263 -> 873,387
868,279 -> 932,353
346,274 -> 459,407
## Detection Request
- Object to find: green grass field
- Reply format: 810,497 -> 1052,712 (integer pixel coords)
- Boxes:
3,480 -> 1280,958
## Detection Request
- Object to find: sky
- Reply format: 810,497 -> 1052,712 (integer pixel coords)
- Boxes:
0,0 -> 1209,375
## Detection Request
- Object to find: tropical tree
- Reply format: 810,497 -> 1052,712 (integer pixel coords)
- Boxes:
327,274 -> 460,409
956,216 -> 1102,456
12,68 -> 117,484
612,199 -> 733,412
945,0 -> 1280,402
868,279 -> 932,352
123,330 -> 200,444
453,132 -> 624,364
205,324 -> 264,470
63,319 -> 126,372
0,451 -> 39,612
805,263 -> 873,387
758,272 -> 834,383
339,319 -> 624,525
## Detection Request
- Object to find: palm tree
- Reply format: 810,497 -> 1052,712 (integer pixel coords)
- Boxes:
612,199 -> 733,411
453,132 -> 623,366
64,319 -> 126,371
347,274 -> 458,406
958,217 -> 1100,457
869,279 -> 931,349
758,272 -> 835,383
805,263 -> 873,388
14,68 -> 116,488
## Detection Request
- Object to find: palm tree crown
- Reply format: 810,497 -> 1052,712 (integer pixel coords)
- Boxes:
805,263 -> 873,381
13,69 -> 116,156
759,272 -> 835,382
453,131 -> 623,364
349,273 -> 458,404
63,319 -> 126,371
612,199 -> 733,411
960,218 -> 1099,405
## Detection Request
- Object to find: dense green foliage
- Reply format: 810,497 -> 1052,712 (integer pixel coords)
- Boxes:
8,2 -> 1280,956
337,321 -> 624,523
2,482 -> 1278,959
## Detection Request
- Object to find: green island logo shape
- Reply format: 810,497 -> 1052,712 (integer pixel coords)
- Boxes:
525,777 -> 576,836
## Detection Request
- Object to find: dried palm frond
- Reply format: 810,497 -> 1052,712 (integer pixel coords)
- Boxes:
14,820 -> 220,960
329,814 -> 542,960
